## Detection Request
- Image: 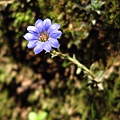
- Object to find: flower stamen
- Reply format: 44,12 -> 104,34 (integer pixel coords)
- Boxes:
39,32 -> 49,42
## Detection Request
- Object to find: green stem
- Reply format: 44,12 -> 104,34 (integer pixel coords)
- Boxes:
51,50 -> 96,79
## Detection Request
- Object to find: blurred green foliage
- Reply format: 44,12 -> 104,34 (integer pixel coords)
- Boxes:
28,111 -> 48,120
0,0 -> 120,120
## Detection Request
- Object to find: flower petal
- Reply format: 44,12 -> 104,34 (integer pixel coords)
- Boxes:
48,38 -> 60,48
47,23 -> 60,34
23,33 -> 38,41
34,41 -> 44,54
43,18 -> 51,31
27,26 -> 39,34
27,40 -> 38,48
35,19 -> 43,33
49,30 -> 62,38
43,41 -> 52,52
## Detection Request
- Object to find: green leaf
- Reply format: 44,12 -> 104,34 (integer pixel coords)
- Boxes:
90,63 -> 96,72
72,54 -> 76,60
62,61 -> 71,67
76,67 -> 82,75
95,70 -> 104,80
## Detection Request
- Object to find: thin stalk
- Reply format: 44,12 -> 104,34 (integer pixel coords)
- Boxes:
51,50 -> 96,79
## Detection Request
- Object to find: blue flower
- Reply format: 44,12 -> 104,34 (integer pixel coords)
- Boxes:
23,18 -> 62,54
